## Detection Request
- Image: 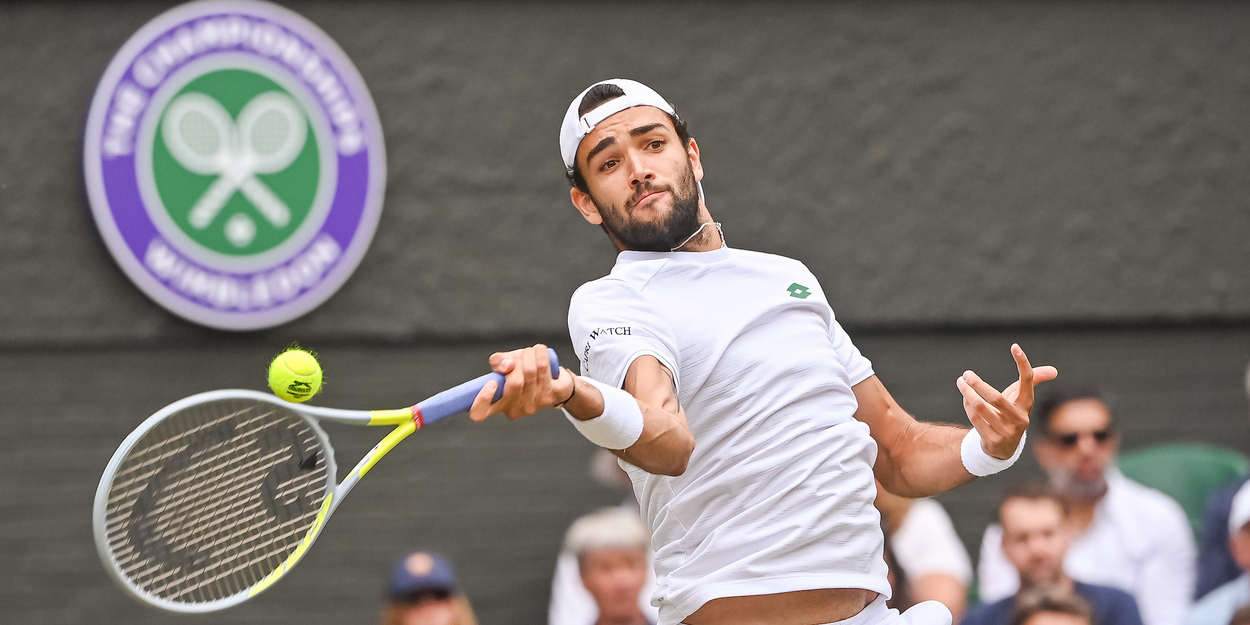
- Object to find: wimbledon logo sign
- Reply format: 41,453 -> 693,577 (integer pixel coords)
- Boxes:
84,0 -> 385,330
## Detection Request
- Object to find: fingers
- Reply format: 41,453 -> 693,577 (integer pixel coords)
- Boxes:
489,350 -> 516,373
468,380 -> 498,422
956,344 -> 1058,460
478,344 -> 558,421
1011,344 -> 1035,410
957,374 -> 1022,459
956,375 -> 1006,435
961,369 -> 1015,416
1032,365 -> 1059,384
515,346 -> 541,419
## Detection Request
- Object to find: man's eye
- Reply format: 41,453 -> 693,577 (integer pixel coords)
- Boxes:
648,140 -> 663,150
600,159 -> 618,171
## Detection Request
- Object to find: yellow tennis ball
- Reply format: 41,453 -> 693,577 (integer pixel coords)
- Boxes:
268,349 -> 323,403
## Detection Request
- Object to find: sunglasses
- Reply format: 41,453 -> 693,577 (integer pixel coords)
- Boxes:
1047,428 -> 1114,448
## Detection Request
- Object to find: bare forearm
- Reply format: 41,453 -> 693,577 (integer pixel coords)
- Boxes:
563,368 -> 694,477
612,402 -> 694,476
472,347 -> 695,476
854,376 -> 975,497
874,416 -> 974,497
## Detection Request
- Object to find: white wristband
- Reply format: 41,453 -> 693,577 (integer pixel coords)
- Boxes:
961,428 -> 1027,477
562,377 -> 644,450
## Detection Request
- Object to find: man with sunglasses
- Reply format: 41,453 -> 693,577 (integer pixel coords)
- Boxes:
976,389 -> 1195,625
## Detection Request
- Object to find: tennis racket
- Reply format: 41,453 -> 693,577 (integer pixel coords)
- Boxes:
93,348 -> 559,613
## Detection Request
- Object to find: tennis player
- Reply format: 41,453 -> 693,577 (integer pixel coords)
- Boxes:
469,79 -> 1058,625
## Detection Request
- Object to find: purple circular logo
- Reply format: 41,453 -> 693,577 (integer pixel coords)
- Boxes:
84,0 -> 385,330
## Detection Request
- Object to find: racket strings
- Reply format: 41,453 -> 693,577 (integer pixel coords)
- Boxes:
249,110 -> 292,155
104,399 -> 328,604
178,111 -> 222,156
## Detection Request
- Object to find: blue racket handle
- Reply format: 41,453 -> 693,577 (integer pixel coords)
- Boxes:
415,348 -> 560,426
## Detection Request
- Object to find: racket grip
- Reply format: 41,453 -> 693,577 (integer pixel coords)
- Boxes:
416,348 -> 560,425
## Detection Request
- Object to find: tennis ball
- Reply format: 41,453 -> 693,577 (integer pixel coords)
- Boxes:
268,349 -> 323,403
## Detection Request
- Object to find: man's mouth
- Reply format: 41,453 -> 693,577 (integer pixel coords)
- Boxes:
631,188 -> 667,208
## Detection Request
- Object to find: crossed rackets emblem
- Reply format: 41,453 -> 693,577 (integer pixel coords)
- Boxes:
161,92 -> 308,247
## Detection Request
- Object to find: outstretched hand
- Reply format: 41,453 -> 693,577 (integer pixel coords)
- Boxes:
956,344 -> 1058,460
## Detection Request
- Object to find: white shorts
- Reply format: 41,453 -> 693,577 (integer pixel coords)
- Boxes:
820,597 -> 953,625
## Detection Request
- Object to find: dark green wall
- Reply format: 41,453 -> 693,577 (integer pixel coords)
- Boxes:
4,1 -> 1250,344
2,2 -> 1248,623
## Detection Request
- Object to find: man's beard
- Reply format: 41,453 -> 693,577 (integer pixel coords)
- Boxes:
1021,571 -> 1066,591
592,160 -> 702,252
1047,465 -> 1108,502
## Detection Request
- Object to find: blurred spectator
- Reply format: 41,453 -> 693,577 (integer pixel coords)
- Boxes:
560,507 -> 653,625
380,551 -> 477,625
881,519 -> 913,612
1194,363 -> 1250,600
550,450 -> 658,625
1231,605 -> 1250,625
874,480 -> 972,619
1009,586 -> 1095,625
978,389 -> 1195,625
963,483 -> 1142,625
1184,481 -> 1250,625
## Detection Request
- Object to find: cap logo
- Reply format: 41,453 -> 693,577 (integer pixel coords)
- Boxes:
405,552 -> 435,576
84,0 -> 386,330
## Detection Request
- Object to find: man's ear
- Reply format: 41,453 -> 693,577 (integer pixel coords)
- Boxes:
571,187 -> 603,225
686,138 -> 704,183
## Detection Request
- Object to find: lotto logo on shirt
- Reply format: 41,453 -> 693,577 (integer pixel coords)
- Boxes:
787,283 -> 812,299
83,0 -> 385,330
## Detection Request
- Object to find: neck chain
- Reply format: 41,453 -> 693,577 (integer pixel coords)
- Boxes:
670,222 -> 726,252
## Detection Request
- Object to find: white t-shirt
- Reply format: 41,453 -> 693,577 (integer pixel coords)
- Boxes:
891,499 -> 972,585
567,247 -> 890,625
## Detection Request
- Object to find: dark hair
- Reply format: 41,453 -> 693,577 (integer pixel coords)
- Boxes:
1230,605 -> 1250,625
1034,387 -> 1114,433
566,83 -> 693,193
1009,586 -> 1094,625
998,481 -> 1068,525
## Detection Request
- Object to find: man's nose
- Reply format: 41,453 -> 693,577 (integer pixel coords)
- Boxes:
625,152 -> 655,186
1076,436 -> 1101,455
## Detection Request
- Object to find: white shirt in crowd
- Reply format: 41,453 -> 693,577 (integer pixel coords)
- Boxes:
568,247 -> 889,625
1183,574 -> 1249,625
977,467 -> 1196,625
892,499 -> 973,586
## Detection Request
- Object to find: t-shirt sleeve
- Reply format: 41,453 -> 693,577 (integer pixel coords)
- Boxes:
568,278 -> 681,390
804,265 -> 873,384
828,314 -> 873,385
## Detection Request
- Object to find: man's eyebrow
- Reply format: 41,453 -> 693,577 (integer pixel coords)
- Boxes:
630,123 -> 665,137
584,123 -> 667,165
585,136 -> 616,164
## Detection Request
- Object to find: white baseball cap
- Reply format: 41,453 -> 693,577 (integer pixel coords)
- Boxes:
559,78 -> 676,173
1229,480 -> 1250,535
